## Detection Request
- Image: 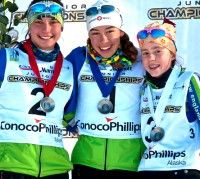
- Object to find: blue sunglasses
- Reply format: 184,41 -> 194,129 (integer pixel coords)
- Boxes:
86,5 -> 115,16
137,29 -> 167,40
29,3 -> 63,14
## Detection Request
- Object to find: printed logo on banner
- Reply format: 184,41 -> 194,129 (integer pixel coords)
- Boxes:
64,4 -> 86,22
13,3 -> 88,23
148,1 -> 200,20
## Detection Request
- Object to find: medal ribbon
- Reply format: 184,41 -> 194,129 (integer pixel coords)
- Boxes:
147,65 -> 181,126
88,54 -> 122,97
23,39 -> 63,97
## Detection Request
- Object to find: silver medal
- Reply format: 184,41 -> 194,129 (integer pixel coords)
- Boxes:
40,97 -> 55,113
150,127 -> 165,142
97,99 -> 113,114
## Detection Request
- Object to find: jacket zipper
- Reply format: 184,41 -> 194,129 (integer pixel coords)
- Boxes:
38,146 -> 42,177
104,138 -> 108,170
103,87 -> 115,171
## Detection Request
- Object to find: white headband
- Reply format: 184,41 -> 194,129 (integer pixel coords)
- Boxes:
86,0 -> 123,32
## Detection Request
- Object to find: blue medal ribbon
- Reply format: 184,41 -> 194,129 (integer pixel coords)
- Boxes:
88,55 -> 122,97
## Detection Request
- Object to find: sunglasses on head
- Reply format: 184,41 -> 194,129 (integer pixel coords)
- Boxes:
137,28 -> 171,40
29,3 -> 63,14
86,5 -> 115,16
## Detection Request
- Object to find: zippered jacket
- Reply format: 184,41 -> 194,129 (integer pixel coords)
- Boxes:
0,47 -> 77,177
67,47 -> 145,171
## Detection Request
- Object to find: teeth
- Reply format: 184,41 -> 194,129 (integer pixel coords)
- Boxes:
100,46 -> 110,50
149,64 -> 159,68
41,36 -> 51,40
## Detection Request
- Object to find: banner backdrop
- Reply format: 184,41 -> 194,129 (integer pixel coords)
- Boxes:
13,0 -> 200,72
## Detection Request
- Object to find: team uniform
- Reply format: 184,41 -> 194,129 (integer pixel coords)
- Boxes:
67,46 -> 145,177
0,46 -> 76,177
139,66 -> 200,178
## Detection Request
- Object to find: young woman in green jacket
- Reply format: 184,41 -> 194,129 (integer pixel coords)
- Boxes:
66,0 -> 145,178
0,0 -> 76,178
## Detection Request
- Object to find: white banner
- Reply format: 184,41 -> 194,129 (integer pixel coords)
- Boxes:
13,0 -> 200,73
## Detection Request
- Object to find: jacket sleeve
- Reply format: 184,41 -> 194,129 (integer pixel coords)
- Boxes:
65,46 -> 86,78
63,74 -> 78,129
62,60 -> 78,130
186,73 -> 200,122
0,48 -> 7,83
63,47 -> 86,132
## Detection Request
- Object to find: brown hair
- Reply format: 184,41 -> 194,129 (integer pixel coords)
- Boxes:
87,32 -> 138,64
121,32 -> 138,64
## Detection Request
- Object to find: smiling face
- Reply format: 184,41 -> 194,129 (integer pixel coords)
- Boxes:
29,17 -> 62,50
89,25 -> 124,58
141,42 -> 175,77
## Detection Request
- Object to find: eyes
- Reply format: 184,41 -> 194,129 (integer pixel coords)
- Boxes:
89,28 -> 116,36
141,48 -> 166,58
33,19 -> 59,25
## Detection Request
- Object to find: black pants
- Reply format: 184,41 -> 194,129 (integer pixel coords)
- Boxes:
139,169 -> 200,179
72,164 -> 141,179
0,171 -> 69,179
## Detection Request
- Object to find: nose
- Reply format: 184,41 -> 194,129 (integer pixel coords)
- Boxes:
42,21 -> 51,32
149,53 -> 156,61
100,33 -> 109,43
